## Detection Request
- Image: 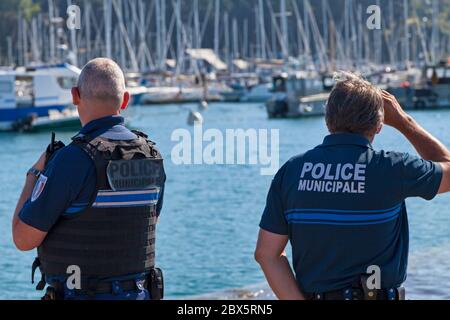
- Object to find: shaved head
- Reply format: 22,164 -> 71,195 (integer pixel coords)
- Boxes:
77,58 -> 126,109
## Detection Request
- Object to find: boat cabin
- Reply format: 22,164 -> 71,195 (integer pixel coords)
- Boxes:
272,71 -> 329,97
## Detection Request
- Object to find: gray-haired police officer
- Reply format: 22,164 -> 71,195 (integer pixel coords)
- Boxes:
12,58 -> 166,300
255,73 -> 450,301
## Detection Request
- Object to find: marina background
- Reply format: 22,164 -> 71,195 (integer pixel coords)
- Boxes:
0,0 -> 449,70
1,0 -> 449,130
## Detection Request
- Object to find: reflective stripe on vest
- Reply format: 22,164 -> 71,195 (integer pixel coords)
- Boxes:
92,189 -> 160,208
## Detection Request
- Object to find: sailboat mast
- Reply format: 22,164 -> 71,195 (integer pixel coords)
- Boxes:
322,0 -> 328,53
31,17 -> 40,63
175,0 -> 183,75
304,0 -> 310,61
155,0 -> 161,68
194,0 -> 200,49
104,0 -> 112,58
349,0 -> 358,64
344,0 -> 350,65
7,36 -> 13,65
403,0 -> 410,64
271,6 -> 276,60
258,0 -> 266,60
280,0 -> 289,60
224,12 -> 230,67
243,19 -> 248,58
431,0 -> 439,63
214,0 -> 220,56
232,18 -> 239,60
22,16 -> 29,65
357,3 -> 363,66
85,1 -> 92,62
255,7 -> 260,59
161,0 -> 167,69
387,0 -> 395,64
48,0 -> 56,63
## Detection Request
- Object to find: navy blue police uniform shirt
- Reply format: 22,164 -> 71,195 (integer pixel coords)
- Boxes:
260,133 -> 443,294
20,115 -> 165,231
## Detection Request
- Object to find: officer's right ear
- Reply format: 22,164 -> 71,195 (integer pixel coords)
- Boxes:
71,87 -> 81,106
120,91 -> 130,111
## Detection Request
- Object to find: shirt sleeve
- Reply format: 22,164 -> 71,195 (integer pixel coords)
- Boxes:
19,146 -> 95,232
400,153 -> 443,201
259,163 -> 288,235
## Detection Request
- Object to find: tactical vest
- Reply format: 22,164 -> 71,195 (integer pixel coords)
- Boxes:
35,131 -> 165,286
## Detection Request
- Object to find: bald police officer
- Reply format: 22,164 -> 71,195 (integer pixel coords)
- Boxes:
255,72 -> 450,300
12,58 -> 166,300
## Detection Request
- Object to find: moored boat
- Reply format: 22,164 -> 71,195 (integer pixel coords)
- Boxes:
386,60 -> 450,110
14,107 -> 81,132
0,63 -> 80,131
265,72 -> 333,118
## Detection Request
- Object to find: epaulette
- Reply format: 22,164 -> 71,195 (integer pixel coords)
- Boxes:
131,130 -> 149,139
132,130 -> 157,146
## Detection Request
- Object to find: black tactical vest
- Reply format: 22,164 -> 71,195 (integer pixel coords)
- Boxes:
36,131 -> 165,282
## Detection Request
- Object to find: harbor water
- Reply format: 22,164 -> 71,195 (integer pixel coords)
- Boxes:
1,102 -> 450,300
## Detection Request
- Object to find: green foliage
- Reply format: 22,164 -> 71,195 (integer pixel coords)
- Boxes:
19,0 -> 41,21
411,0 -> 450,35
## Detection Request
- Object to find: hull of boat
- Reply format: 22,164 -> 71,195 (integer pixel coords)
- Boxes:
220,91 -> 245,102
26,117 -> 81,132
266,93 -> 328,119
141,92 -> 221,105
0,104 -> 69,131
130,92 -> 145,105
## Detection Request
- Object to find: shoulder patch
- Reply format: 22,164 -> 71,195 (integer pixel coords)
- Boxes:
31,174 -> 48,202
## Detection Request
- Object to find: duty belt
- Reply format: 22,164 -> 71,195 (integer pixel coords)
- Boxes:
307,274 -> 406,301
307,287 -> 405,301
50,278 -> 148,296
33,258 -> 148,298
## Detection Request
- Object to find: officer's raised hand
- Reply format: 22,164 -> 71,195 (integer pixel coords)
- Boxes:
382,90 -> 450,194
381,90 -> 408,129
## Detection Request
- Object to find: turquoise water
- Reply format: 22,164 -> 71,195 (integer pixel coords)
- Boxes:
0,103 -> 449,299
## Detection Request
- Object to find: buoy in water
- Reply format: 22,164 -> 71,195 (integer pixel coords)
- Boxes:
187,111 -> 204,125
199,100 -> 208,110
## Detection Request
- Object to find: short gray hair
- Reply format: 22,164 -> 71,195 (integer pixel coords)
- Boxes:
326,72 -> 384,136
77,58 -> 126,107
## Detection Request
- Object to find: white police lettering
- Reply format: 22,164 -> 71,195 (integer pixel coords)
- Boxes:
298,162 -> 366,194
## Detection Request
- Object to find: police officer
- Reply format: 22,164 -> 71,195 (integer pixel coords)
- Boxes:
255,72 -> 450,300
12,58 -> 166,300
